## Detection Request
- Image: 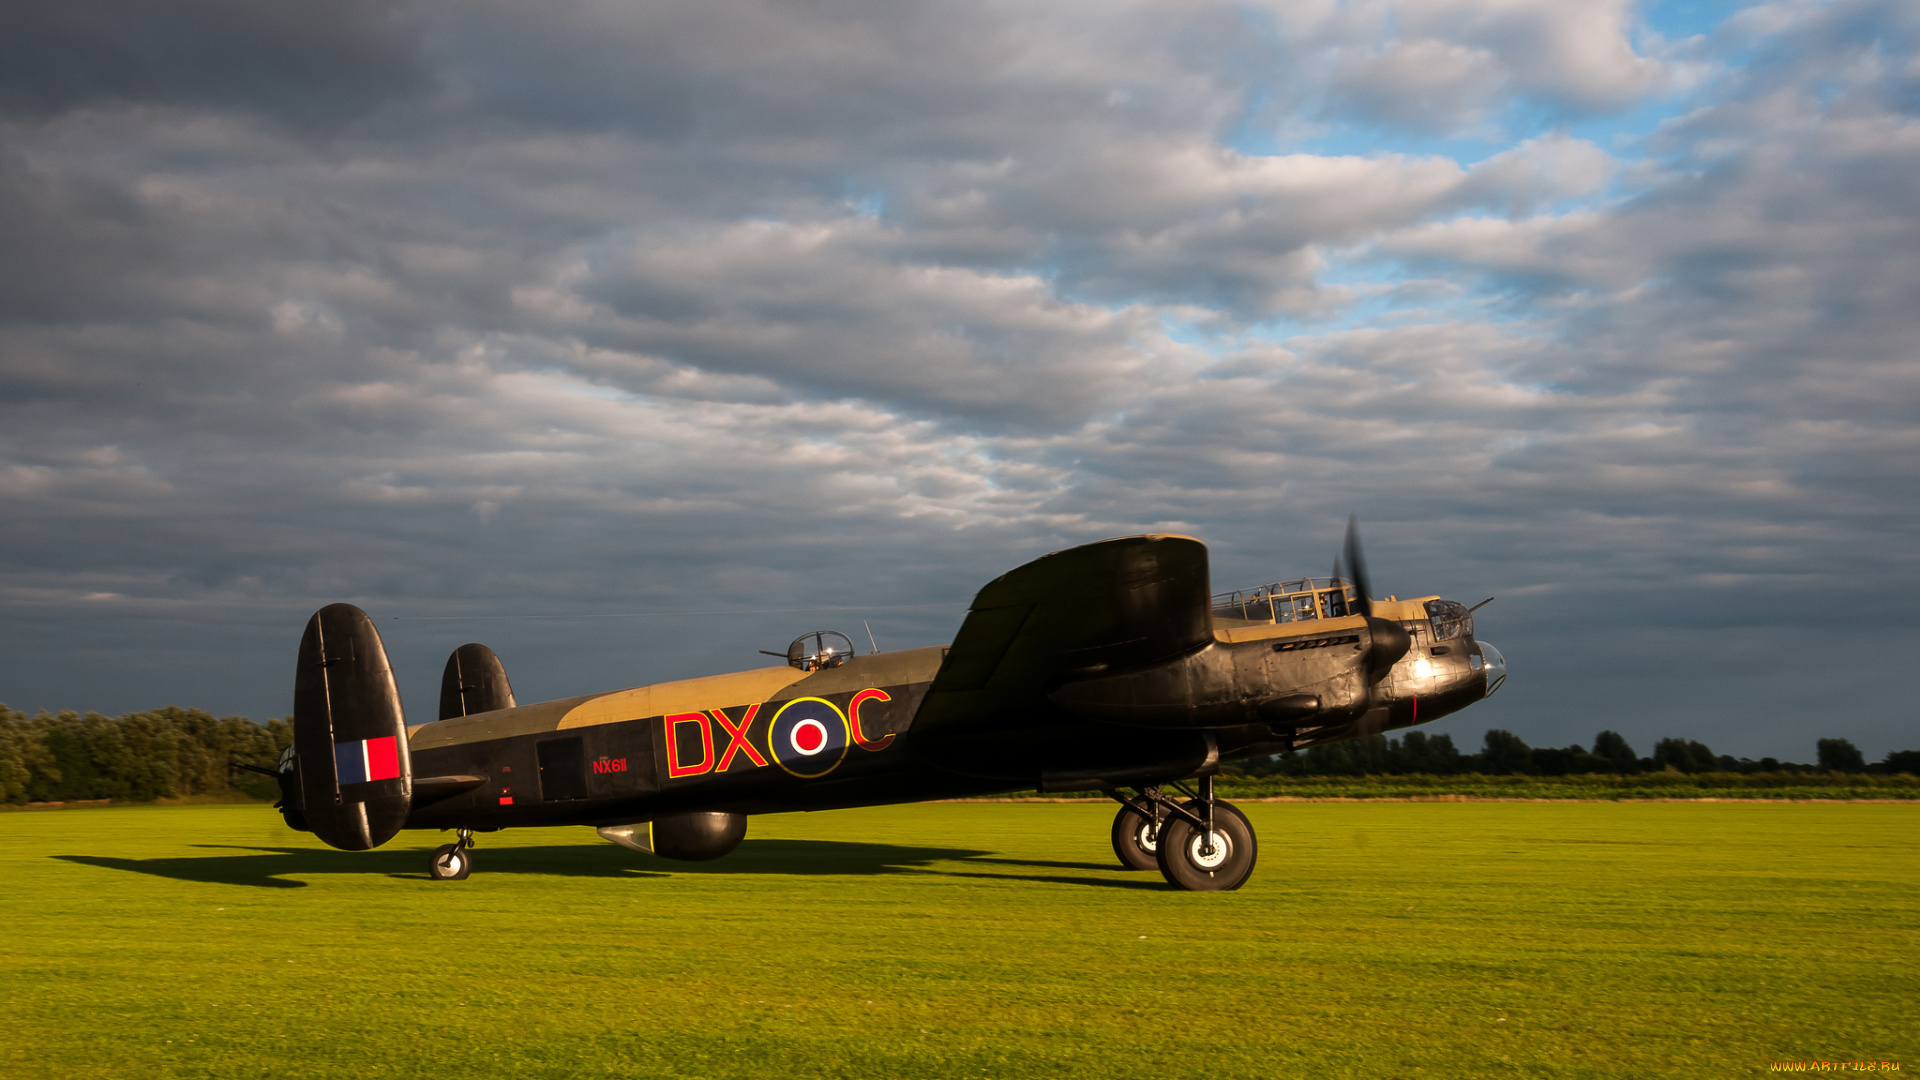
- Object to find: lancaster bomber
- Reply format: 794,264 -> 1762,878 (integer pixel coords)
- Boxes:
266,521 -> 1506,891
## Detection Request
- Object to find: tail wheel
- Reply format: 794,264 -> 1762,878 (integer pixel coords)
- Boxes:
1110,805 -> 1162,871
1156,799 -> 1256,891
428,843 -> 472,881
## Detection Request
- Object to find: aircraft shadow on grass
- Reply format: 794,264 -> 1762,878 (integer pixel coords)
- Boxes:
51,838 -> 1161,891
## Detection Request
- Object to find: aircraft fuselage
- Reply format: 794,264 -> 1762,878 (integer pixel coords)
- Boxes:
393,600 -> 1492,835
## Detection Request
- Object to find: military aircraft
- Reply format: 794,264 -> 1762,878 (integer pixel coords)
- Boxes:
266,521 -> 1506,891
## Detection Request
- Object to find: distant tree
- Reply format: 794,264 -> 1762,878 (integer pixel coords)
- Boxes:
1481,729 -> 1536,774
0,705 -> 289,805
1650,739 -> 1683,771
1426,733 -> 1464,774
1353,734 -> 1394,774
1293,734 -> 1393,775
1875,749 -> 1920,776
1530,746 -> 1571,775
1592,730 -> 1639,774
1531,745 -> 1609,775
1183,731 -> 1909,781
1816,738 -> 1866,773
1653,738 -> 1720,774
1685,741 -> 1718,772
0,706 -> 33,803
38,724 -> 100,800
1397,731 -> 1463,775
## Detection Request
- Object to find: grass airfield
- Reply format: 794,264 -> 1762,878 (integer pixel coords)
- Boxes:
3,801 -> 1912,1079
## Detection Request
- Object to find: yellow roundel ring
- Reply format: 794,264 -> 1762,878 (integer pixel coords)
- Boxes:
766,697 -> 851,778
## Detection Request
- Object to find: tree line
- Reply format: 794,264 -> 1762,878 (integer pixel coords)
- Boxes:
3,705 -> 1915,805
0,705 -> 290,805
1236,729 -> 1920,778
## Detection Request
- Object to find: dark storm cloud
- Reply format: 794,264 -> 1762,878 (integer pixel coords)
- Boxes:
0,0 -> 429,123
0,0 -> 1914,761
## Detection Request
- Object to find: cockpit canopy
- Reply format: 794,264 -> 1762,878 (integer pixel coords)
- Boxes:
1424,599 -> 1472,641
1211,578 -> 1476,642
1210,577 -> 1358,626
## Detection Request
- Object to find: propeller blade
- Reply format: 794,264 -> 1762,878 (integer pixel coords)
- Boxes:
1342,514 -> 1374,619
1336,514 -> 1410,684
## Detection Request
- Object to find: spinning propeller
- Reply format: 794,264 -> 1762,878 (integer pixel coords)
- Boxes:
1333,514 -> 1375,618
1333,514 -> 1411,684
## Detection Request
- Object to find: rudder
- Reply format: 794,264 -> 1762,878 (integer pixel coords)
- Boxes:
438,643 -> 516,720
293,603 -> 412,850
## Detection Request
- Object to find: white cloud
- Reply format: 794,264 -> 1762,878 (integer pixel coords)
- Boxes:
1263,0 -> 1669,131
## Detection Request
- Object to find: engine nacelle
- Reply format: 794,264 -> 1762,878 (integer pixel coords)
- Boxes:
598,812 -> 748,861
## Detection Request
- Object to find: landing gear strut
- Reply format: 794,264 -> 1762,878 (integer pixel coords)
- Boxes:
428,829 -> 475,881
1105,776 -> 1257,891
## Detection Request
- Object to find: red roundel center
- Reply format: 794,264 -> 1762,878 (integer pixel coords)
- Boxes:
793,720 -> 826,753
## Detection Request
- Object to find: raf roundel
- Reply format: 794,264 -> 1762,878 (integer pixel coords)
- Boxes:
767,697 -> 850,778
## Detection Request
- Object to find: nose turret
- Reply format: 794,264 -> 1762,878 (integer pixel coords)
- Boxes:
1475,641 -> 1507,697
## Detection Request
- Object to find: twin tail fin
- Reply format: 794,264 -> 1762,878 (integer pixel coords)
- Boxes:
288,612 -> 517,850
292,604 -> 412,851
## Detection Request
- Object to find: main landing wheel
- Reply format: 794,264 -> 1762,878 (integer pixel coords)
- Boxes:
1111,804 -> 1162,872
1156,799 -> 1256,892
428,842 -> 473,881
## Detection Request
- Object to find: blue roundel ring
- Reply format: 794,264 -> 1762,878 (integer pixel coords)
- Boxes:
767,697 -> 850,778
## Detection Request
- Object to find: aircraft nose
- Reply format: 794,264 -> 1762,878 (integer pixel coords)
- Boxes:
1473,641 -> 1507,698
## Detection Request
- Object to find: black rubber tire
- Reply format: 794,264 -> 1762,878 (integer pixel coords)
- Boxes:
428,843 -> 473,881
1110,804 -> 1162,871
1155,799 -> 1256,891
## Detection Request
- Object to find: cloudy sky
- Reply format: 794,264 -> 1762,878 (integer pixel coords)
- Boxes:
2,0 -> 1915,760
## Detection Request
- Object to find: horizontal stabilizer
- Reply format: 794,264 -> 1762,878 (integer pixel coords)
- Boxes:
411,774 -> 486,808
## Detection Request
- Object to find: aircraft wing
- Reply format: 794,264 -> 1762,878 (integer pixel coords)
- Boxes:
910,534 -> 1211,736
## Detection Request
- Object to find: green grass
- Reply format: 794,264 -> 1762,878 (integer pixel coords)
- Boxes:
1210,772 -> 1920,800
2,802 -> 1913,1079
953,772 -> 1920,801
